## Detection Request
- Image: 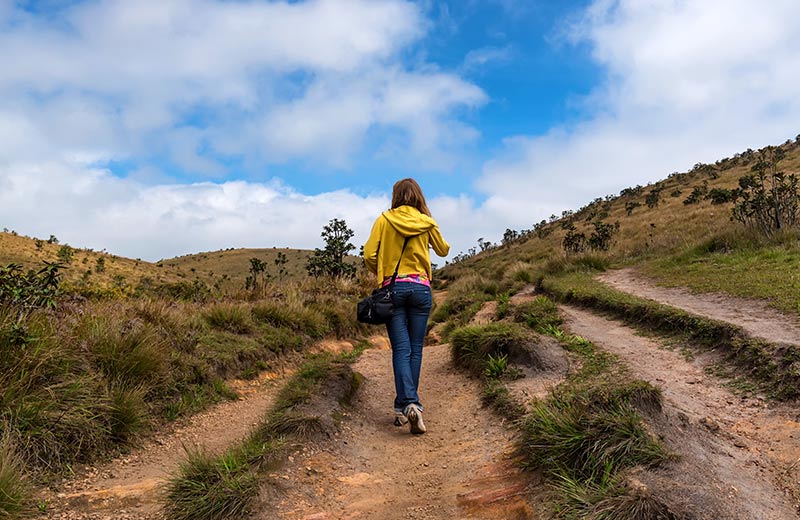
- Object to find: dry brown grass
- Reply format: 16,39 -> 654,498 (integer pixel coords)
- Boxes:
442,137 -> 800,288
0,232 -> 187,292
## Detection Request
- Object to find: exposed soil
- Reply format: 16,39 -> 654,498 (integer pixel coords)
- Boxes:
563,305 -> 800,519
46,339 -> 381,520
598,268 -> 800,345
253,341 -> 541,520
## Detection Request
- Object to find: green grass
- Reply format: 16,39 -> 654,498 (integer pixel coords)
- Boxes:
512,295 -> 563,332
450,322 -> 536,376
446,294 -> 671,519
539,270 -> 800,400
163,349 -> 365,519
644,230 -> 800,315
0,283 -> 365,480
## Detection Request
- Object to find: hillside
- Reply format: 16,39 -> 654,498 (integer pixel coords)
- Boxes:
442,134 -> 800,314
162,247 -> 318,290
0,232 -> 333,295
0,231 -> 188,293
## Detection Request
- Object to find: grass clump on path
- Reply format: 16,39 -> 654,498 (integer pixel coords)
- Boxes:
447,292 -> 672,519
162,349 -> 365,520
521,328 -> 669,519
539,270 -> 800,400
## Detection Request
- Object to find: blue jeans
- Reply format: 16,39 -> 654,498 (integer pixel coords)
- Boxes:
386,283 -> 432,414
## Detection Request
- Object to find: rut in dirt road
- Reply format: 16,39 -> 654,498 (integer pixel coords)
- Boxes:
563,304 -> 800,520
598,268 -> 800,346
253,342 -> 539,520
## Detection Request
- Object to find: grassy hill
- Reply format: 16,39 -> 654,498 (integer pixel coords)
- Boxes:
0,231 -> 363,295
441,134 -> 800,314
0,231 -> 188,293
162,247 -> 317,291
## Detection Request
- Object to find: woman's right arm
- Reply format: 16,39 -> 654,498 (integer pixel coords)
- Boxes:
428,225 -> 450,257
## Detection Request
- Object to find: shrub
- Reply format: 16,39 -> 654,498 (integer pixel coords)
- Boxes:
587,221 -> 618,252
731,146 -> 799,236
0,262 -> 62,310
563,224 -> 587,254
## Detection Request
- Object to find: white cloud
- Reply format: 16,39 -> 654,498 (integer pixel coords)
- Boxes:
462,46 -> 513,72
0,0 -> 489,262
477,0 -> 800,232
0,0 -> 484,170
0,161 -> 391,261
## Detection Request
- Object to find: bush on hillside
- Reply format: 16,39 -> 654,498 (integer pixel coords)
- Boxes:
0,262 -> 62,310
731,146 -> 799,236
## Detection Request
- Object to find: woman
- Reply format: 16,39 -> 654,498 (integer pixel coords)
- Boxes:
363,179 -> 450,434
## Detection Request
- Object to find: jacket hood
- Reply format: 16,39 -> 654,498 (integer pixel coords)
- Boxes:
382,206 -> 436,237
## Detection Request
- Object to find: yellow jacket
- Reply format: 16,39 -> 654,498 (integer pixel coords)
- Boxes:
363,205 -> 450,285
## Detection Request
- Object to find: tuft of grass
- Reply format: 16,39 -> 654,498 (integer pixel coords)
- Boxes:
521,389 -> 667,481
0,435 -> 34,518
513,295 -> 563,332
203,303 -> 253,334
552,473 -> 679,520
251,301 -> 329,339
109,384 -> 148,442
484,352 -> 509,379
162,447 -> 260,520
450,322 -> 535,376
163,351 -> 363,519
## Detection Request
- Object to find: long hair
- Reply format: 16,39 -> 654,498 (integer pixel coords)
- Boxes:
391,178 -> 431,217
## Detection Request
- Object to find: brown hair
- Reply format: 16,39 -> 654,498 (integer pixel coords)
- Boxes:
391,178 -> 431,217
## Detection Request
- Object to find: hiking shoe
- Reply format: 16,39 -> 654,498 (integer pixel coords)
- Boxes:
406,404 -> 426,434
393,412 -> 408,427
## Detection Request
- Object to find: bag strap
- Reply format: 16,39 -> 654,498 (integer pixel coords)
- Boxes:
386,237 -> 410,291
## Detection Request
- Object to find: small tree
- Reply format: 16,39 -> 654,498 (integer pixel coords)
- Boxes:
57,245 -> 74,264
95,256 -> 106,273
587,221 -> 619,251
502,229 -> 519,246
274,252 -> 288,282
47,235 -> 58,244
731,146 -> 799,236
245,257 -> 268,290
645,187 -> 662,209
306,218 -> 356,278
562,224 -> 586,255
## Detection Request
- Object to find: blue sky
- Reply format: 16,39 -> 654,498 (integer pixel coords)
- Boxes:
1,0 -> 800,261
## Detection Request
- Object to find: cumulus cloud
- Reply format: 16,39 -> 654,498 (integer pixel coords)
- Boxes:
478,0 -> 800,230
0,0 -> 489,260
0,0 -> 485,170
0,160 -> 391,260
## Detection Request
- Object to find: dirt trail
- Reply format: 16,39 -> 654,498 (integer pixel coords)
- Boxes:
563,305 -> 800,519
598,268 -> 800,345
48,339 -> 379,520
255,342 -> 539,520
48,372 -> 287,520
